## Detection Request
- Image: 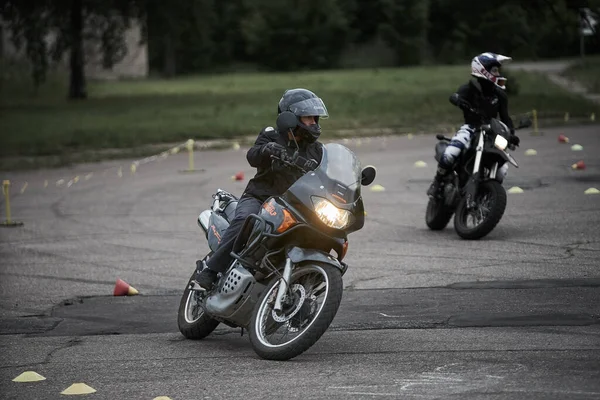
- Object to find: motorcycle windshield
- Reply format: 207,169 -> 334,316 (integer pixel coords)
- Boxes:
286,143 -> 362,208
318,143 -> 362,189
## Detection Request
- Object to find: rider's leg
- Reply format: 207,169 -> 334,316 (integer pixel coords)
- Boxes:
195,196 -> 263,290
428,124 -> 476,197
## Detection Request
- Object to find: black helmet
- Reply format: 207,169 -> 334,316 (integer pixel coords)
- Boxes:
277,88 -> 329,143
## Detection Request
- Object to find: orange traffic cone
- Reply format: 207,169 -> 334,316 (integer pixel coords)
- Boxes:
113,279 -> 139,296
233,172 -> 244,181
558,134 -> 569,143
572,160 -> 586,170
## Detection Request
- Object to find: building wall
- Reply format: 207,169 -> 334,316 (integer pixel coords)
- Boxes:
0,18 -> 148,80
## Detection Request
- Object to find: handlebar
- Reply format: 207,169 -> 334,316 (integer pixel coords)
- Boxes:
436,131 -> 516,150
463,105 -> 531,132
270,154 -> 312,174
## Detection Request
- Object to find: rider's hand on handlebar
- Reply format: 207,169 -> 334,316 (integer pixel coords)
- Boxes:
509,134 -> 520,147
262,142 -> 287,159
458,99 -> 473,112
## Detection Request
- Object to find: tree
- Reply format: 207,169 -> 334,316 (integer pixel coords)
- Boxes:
379,0 -> 431,65
340,0 -> 375,44
427,0 -> 600,63
146,0 -> 224,77
1,0 -> 143,99
240,0 -> 350,71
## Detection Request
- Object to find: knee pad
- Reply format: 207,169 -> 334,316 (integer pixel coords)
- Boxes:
440,146 -> 462,169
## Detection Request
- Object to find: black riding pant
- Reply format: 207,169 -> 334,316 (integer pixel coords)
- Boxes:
205,195 -> 263,273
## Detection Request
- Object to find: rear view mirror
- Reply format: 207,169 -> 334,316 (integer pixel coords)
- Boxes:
276,111 -> 298,132
361,165 -> 376,186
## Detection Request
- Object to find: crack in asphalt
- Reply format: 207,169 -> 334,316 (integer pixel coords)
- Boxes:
43,337 -> 83,364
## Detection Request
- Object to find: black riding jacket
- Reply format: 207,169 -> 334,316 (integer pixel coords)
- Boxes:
243,127 -> 323,202
452,79 -> 515,134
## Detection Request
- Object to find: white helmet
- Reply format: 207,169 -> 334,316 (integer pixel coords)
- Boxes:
471,52 -> 512,90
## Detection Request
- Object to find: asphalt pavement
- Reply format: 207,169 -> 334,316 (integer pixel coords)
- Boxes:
1,124 -> 599,399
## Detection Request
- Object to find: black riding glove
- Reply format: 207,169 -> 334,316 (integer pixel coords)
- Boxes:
509,134 -> 520,147
261,142 -> 287,159
458,99 -> 472,111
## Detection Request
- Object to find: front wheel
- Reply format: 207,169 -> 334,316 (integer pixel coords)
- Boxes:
248,263 -> 343,361
453,180 -> 507,240
177,271 -> 220,340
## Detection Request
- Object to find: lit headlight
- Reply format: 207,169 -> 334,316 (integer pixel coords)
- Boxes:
494,135 -> 508,151
312,197 -> 351,230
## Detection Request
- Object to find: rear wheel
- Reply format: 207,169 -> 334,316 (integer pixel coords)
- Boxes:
454,180 -> 507,240
425,197 -> 454,230
177,271 -> 220,340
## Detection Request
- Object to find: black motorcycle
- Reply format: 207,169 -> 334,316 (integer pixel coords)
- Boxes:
425,108 -> 531,239
177,111 -> 377,360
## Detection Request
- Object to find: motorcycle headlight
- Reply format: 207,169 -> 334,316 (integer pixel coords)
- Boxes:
311,197 -> 351,230
494,135 -> 508,151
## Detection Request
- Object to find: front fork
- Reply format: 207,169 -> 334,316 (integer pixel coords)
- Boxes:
465,131 -> 485,209
273,258 -> 293,312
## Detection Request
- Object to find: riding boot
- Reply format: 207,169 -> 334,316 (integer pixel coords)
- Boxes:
193,260 -> 219,291
427,167 -> 448,198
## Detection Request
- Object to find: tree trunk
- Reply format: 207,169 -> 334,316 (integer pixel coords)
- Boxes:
163,30 -> 176,77
0,23 -> 4,59
69,0 -> 87,99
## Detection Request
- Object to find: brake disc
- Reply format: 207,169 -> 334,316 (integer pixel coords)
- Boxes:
272,284 -> 306,323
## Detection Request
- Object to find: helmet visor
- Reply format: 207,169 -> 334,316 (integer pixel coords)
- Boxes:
288,98 -> 329,119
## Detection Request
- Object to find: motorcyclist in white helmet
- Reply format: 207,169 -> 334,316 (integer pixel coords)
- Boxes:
427,52 -> 520,198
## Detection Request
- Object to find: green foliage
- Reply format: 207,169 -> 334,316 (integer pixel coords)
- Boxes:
379,0 -> 430,65
1,1 -> 51,90
146,0 -> 224,75
3,0 -> 600,90
239,0 -> 350,71
429,0 -> 599,63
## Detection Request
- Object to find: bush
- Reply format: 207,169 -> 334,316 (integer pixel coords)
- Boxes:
503,69 -> 519,96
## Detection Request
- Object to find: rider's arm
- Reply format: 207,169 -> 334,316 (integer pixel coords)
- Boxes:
497,89 -> 515,134
246,127 -> 278,168
449,83 -> 471,109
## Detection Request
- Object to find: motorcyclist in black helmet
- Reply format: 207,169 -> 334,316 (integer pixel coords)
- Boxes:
194,88 -> 328,290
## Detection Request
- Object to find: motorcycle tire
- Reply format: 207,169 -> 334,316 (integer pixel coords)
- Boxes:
425,197 -> 454,230
248,262 -> 343,361
454,180 -> 507,240
177,270 -> 220,340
